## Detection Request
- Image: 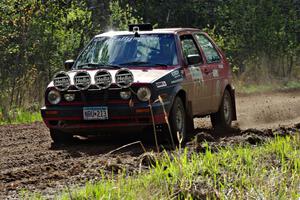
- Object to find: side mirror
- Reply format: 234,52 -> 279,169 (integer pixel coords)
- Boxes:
187,54 -> 201,66
64,59 -> 74,70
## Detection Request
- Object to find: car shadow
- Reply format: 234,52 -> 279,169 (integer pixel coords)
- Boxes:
49,126 -> 243,158
49,132 -> 160,157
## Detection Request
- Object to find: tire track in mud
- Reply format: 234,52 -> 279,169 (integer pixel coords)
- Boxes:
0,122 -> 149,199
1,90 -> 300,199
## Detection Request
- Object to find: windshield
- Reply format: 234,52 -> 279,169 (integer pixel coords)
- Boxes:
75,34 -> 178,69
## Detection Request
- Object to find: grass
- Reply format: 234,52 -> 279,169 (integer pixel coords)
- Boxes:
25,134 -> 300,200
0,108 -> 42,125
235,80 -> 300,94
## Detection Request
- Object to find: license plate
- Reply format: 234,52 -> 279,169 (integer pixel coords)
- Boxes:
83,107 -> 108,120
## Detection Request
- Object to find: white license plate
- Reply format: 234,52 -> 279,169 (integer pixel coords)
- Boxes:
83,107 -> 108,120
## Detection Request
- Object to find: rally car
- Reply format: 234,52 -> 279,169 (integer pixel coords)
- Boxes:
41,24 -> 237,144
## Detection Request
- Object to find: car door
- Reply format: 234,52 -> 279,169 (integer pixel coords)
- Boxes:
179,34 -> 212,115
195,33 -> 223,113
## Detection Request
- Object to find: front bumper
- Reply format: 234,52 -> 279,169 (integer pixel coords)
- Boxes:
41,101 -> 170,134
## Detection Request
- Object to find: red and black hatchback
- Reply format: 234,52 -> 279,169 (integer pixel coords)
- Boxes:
41,24 -> 237,144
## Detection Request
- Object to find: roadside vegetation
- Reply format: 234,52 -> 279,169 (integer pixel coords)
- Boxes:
22,133 -> 300,200
0,108 -> 41,125
235,80 -> 300,94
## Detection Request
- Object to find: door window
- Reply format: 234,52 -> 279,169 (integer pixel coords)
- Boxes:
180,35 -> 202,65
195,34 -> 221,63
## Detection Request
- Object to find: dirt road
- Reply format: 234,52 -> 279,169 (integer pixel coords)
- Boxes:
1,90 -> 300,199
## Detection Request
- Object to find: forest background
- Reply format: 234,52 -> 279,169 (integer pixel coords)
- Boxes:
0,0 -> 299,121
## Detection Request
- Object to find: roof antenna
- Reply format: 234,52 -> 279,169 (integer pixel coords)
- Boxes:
133,26 -> 140,37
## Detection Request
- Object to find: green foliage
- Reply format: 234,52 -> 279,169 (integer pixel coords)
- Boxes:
0,108 -> 41,125
0,0 -> 299,121
215,0 -> 299,79
0,0 -> 94,115
30,135 -> 299,199
109,1 -> 142,30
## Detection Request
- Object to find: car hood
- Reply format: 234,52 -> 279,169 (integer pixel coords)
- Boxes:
48,67 -> 182,88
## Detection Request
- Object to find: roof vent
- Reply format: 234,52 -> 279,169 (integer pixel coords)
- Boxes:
128,23 -> 153,31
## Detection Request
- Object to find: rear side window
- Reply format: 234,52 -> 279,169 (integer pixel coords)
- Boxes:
180,35 -> 202,64
195,34 -> 221,63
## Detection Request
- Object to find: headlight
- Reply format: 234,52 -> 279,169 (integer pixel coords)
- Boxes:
64,93 -> 75,102
120,91 -> 131,100
48,90 -> 61,105
137,87 -> 151,102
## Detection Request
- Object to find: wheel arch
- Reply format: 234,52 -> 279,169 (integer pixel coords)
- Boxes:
170,88 -> 194,133
172,88 -> 193,119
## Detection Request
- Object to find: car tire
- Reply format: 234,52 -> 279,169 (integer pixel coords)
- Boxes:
169,97 -> 187,144
50,129 -> 73,144
211,89 -> 233,132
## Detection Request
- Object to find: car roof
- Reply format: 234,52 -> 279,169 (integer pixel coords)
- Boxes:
95,28 -> 201,38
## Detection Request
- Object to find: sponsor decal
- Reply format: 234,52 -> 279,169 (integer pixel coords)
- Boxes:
171,78 -> 184,84
189,67 -> 203,81
212,69 -> 219,78
171,70 -> 181,79
156,81 -> 167,88
95,75 -> 110,85
116,73 -> 133,84
54,77 -> 69,87
75,75 -> 90,85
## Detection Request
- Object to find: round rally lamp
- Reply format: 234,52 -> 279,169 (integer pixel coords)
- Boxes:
115,69 -> 134,88
53,71 -> 70,91
48,90 -> 61,105
74,71 -> 91,90
137,87 -> 151,102
94,70 -> 112,89
120,91 -> 131,100
64,93 -> 75,102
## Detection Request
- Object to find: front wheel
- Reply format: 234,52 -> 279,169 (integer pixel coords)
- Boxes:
50,129 -> 74,144
211,90 -> 233,132
169,97 -> 187,144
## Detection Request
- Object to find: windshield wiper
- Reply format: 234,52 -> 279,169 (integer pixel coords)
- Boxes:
119,61 -> 149,66
119,61 -> 168,67
103,64 -> 121,69
152,63 -> 168,67
77,63 -> 121,69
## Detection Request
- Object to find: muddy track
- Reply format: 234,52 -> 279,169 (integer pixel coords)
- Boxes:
1,90 -> 300,199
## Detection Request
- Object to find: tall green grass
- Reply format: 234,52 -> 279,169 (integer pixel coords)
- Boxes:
26,134 -> 300,200
0,109 -> 42,125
